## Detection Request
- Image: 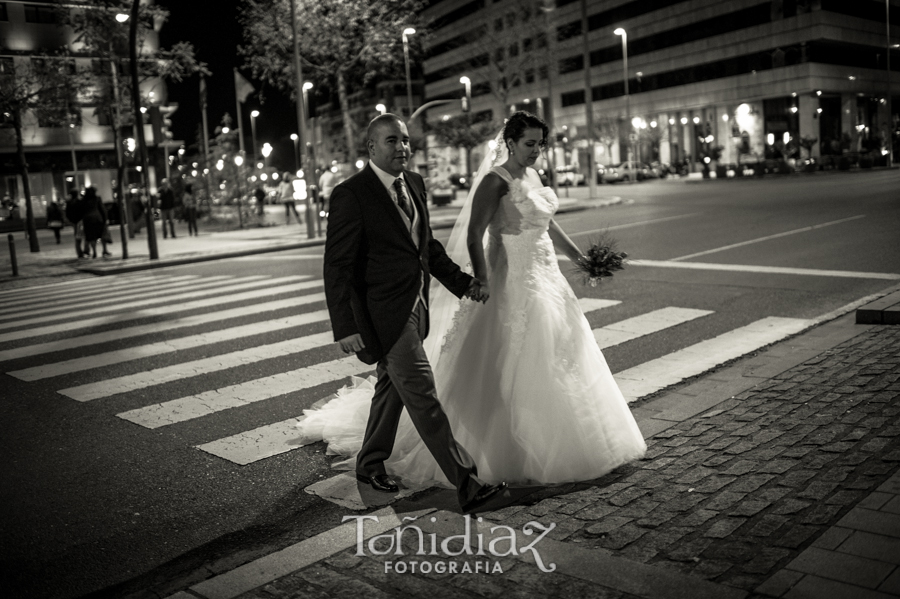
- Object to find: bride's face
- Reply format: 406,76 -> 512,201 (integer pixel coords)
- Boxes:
508,128 -> 545,167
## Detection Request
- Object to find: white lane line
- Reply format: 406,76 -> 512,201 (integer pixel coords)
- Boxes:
613,316 -> 813,402
671,214 -> 867,261
0,292 -> 326,362
0,275 -> 235,322
0,275 -> 309,341
0,272 -> 159,300
121,357 -> 368,431
0,275 -> 200,310
570,213 -> 702,237
629,259 -> 900,280
0,279 -> 319,345
578,298 -> 622,313
186,506 -> 435,599
233,255 -> 324,261
9,310 -> 331,381
60,331 -> 336,402
593,307 -> 713,349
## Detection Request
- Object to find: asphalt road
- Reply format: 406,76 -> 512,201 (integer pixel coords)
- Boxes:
1,170 -> 898,599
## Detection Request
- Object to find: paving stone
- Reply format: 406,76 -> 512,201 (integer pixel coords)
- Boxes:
608,486 -> 650,507
663,492 -> 708,512
694,475 -> 739,494
863,463 -> 896,476
780,446 -> 813,458
708,437 -> 740,451
635,511 -> 678,529
703,491 -> 748,511
778,469 -> 817,487
825,489 -> 866,506
702,455 -> 734,467
820,441 -> 857,454
692,559 -> 733,580
704,518 -> 747,538
597,523 -> 650,550
725,441 -> 758,455
862,437 -> 892,453
640,457 -> 677,471
758,487 -> 792,502
615,498 -> 663,518
797,481 -> 839,500
774,524 -> 819,548
584,516 -> 634,536
799,503 -> 843,525
748,514 -> 790,537
645,484 -> 691,503
842,428 -> 869,441
757,459 -> 798,474
666,537 -> 714,561
728,474 -> 775,494
771,498 -> 813,515
679,509 -> 720,527
703,541 -> 764,565
571,503 -> 618,521
728,499 -> 772,517
819,467 -> 853,483
722,460 -> 759,476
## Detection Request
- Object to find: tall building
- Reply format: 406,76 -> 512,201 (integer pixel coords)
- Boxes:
421,0 -> 898,179
0,0 -> 176,230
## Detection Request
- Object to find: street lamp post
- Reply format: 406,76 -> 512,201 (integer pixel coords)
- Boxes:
376,103 -> 387,115
261,142 -> 272,170
582,0 -> 596,198
402,27 -> 416,116
234,154 -> 244,229
290,133 -> 300,172
288,0 -> 315,239
250,110 -> 259,171
614,27 -> 631,181
129,0 -> 157,259
886,0 -> 894,169
459,76 -> 472,112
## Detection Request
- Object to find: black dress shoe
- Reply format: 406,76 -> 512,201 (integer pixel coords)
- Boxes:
462,482 -> 508,514
356,473 -> 399,493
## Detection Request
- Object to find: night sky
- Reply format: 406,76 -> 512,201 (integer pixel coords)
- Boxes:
157,0 -> 297,172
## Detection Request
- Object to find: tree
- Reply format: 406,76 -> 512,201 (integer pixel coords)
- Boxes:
58,0 -> 207,251
429,113 -> 497,175
593,113 -> 620,163
239,0 -> 423,165
0,54 -> 88,252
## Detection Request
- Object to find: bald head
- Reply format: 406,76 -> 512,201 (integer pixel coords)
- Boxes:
366,113 -> 410,176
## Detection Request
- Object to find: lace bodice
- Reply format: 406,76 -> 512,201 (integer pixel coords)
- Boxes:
488,166 -> 558,236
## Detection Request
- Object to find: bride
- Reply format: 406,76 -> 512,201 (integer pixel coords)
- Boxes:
298,110 -> 646,487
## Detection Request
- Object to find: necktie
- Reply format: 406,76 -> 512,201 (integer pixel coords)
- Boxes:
392,178 -> 413,222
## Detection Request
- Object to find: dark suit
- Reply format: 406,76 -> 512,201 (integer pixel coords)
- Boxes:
323,163 -> 486,505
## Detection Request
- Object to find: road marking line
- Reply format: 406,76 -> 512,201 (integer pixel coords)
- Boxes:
613,316 -> 813,402
0,277 -> 316,344
0,293 -> 326,362
60,331 -> 336,402
0,275 -> 234,322
0,272 -> 161,300
629,259 -> 900,280
570,212 -> 702,238
232,255 -> 324,261
593,307 -> 713,348
671,214 -> 867,261
120,356 -> 369,430
0,274 -> 200,310
9,310 -> 331,381
185,506 -> 435,599
578,298 -> 622,313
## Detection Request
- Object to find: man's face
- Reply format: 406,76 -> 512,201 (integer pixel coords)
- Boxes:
368,119 -> 410,176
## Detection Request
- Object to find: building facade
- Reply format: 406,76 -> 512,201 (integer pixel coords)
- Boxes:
0,0 -> 174,229
420,0 -> 899,179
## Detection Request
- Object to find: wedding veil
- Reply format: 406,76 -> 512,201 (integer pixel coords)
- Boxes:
423,128 -> 507,368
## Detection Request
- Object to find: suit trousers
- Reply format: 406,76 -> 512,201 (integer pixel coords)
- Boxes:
356,301 -> 486,506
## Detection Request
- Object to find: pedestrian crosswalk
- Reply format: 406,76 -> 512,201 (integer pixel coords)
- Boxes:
1,271 -> 813,467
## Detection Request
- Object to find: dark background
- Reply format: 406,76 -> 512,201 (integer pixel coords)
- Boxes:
157,0 -> 298,173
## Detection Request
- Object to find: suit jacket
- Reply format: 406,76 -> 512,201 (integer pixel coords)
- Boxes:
324,164 -> 473,365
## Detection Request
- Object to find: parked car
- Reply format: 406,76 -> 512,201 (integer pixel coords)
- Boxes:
601,162 -> 655,183
555,165 -> 585,186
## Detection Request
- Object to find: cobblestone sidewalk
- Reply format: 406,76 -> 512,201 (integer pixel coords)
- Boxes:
226,325 -> 900,599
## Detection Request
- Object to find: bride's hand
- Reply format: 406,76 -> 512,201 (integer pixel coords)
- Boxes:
466,278 -> 490,303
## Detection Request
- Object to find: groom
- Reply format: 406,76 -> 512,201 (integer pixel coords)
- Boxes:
323,113 -> 506,513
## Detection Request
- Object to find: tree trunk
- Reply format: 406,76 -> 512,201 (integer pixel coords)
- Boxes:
336,70 -> 357,169
13,109 -> 40,253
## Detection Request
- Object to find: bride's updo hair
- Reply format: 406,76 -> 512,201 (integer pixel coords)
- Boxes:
503,111 -> 549,149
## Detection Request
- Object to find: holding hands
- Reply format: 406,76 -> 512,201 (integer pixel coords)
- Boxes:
466,278 -> 490,303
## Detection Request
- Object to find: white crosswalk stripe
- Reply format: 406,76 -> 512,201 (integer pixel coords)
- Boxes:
0,275 -> 235,323
0,272 -> 158,300
3,271 -> 818,473
0,277 -> 318,344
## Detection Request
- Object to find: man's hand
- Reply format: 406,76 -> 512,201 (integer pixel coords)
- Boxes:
337,333 -> 365,354
465,278 -> 490,303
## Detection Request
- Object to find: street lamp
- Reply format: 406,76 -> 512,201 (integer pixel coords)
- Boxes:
614,27 -> 630,179
115,13 -> 129,22
376,103 -> 386,115
234,154 -> 245,228
250,109 -> 260,170
460,76 -> 471,112
261,142 -> 273,170
402,27 -> 416,116
291,133 -> 300,172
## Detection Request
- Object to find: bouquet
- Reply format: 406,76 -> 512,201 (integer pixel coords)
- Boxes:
573,234 -> 627,287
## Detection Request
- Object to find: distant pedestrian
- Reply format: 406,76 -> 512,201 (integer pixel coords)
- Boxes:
278,172 -> 302,225
183,183 -> 198,236
64,189 -> 87,258
81,187 -> 111,259
254,185 -> 266,216
46,200 -> 64,244
318,166 -> 340,217
159,178 -> 177,238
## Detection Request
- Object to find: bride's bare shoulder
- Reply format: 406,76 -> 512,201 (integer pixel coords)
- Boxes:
476,171 -> 510,198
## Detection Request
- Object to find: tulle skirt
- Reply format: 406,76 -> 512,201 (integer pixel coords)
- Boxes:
297,234 -> 647,486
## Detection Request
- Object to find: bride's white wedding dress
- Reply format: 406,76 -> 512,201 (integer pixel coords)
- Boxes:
297,165 -> 646,486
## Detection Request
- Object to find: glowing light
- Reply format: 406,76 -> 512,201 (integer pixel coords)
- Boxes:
303,82 -> 313,91
703,156 -> 711,164
115,13 -> 129,22
459,76 -> 470,85
767,133 -> 775,145
191,170 -> 198,177
669,118 -> 675,125
693,116 -> 700,124
722,114 -> 729,122
222,126 -> 230,134
404,27 -> 416,36
216,160 -> 224,171
680,117 -> 688,125
783,132 -> 790,144
355,160 -> 364,169
234,155 -> 244,167
650,121 -> 657,128
614,28 -> 625,36
272,173 -> 279,180
257,162 -> 264,170
376,103 -> 386,114
261,143 -> 273,158
260,173 -> 268,181
290,133 -> 298,141
250,110 -> 260,118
